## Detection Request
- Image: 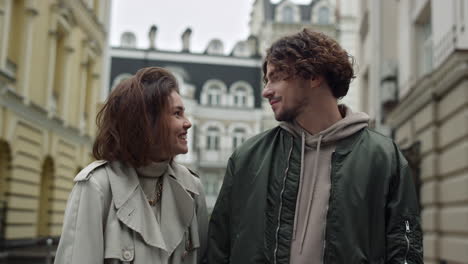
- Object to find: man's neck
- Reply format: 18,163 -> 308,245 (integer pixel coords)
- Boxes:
295,98 -> 343,135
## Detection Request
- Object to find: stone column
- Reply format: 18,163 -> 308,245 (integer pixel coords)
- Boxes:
59,43 -> 74,125
46,12 -> 58,118
0,0 -> 11,72
17,1 -> 38,103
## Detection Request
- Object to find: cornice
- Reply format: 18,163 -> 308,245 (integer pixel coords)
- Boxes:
386,51 -> 468,128
0,83 -> 92,146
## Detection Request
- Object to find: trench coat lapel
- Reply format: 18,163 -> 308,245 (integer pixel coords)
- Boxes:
106,161 -> 199,255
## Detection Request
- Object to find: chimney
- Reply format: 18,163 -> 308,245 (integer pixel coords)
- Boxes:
148,25 -> 157,50
181,27 -> 192,52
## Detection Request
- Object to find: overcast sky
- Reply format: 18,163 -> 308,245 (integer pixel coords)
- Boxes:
110,0 -> 312,54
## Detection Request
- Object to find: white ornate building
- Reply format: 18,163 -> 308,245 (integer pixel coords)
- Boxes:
109,27 -> 263,211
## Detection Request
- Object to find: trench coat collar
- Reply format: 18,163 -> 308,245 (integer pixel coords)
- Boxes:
106,160 -> 199,255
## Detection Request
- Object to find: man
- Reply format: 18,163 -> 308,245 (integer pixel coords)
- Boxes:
207,29 -> 423,263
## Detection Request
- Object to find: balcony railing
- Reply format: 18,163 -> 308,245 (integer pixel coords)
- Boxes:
197,148 -> 233,168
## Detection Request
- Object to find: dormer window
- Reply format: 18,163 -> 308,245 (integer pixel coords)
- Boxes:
318,6 -> 330,24
282,6 -> 294,23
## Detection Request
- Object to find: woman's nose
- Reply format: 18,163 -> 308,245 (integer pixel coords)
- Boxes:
184,118 -> 192,129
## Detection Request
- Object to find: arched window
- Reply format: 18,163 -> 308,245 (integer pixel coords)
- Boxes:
207,127 -> 220,150
318,6 -> 330,24
233,86 -> 248,107
230,81 -> 254,108
232,128 -> 246,149
0,141 -> 11,240
207,84 -> 222,106
38,157 -> 54,237
282,6 -> 294,23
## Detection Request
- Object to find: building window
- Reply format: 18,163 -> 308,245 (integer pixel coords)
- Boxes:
207,85 -> 222,106
418,20 -> 433,76
232,128 -> 246,149
207,127 -> 220,150
282,6 -> 294,23
230,81 -> 254,108
318,6 -> 330,24
233,86 -> 247,107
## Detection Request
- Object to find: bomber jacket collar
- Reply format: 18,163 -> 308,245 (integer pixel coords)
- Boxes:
280,126 -> 366,156
106,160 -> 198,254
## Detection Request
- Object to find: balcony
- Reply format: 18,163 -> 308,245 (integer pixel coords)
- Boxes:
197,148 -> 233,168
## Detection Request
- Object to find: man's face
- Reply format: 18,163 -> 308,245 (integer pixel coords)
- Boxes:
262,63 -> 310,121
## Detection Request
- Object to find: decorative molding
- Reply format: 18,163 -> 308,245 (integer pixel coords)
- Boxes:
0,83 -> 92,146
386,51 -> 468,128
64,0 -> 106,48
110,48 -> 262,68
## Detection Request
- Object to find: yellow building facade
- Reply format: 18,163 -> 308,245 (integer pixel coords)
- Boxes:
0,0 -> 110,242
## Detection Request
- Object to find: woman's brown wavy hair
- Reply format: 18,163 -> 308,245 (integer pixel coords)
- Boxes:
93,67 -> 179,167
263,28 -> 355,98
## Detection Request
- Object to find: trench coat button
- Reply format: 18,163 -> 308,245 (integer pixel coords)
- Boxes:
122,249 -> 133,261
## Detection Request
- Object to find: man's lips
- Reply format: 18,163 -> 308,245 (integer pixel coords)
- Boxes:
269,99 -> 280,106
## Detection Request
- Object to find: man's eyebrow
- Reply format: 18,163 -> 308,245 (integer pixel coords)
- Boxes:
173,106 -> 185,111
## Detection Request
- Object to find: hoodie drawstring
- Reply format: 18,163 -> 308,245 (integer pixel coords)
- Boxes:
299,134 -> 323,253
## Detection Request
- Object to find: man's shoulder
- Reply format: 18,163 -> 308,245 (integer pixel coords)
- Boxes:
362,128 -> 395,147
234,126 -> 283,155
359,128 -> 407,165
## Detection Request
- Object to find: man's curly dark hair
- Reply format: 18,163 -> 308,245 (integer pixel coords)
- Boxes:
263,28 -> 355,99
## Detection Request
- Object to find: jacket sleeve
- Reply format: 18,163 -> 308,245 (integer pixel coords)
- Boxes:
54,177 -> 106,264
206,157 -> 235,264
385,148 -> 423,264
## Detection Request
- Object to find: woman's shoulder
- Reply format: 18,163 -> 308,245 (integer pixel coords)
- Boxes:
73,160 -> 112,193
74,160 -> 108,181
170,162 -> 203,193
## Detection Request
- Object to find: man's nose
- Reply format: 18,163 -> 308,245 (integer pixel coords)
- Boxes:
262,84 -> 273,98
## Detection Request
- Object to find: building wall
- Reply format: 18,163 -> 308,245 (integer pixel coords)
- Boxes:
0,0 -> 110,241
367,0 -> 468,263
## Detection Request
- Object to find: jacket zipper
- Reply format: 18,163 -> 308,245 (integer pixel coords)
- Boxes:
321,156 -> 333,263
322,152 -> 337,263
403,220 -> 411,264
273,138 -> 294,264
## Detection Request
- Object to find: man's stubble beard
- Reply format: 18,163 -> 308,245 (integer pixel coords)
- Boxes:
274,96 -> 309,122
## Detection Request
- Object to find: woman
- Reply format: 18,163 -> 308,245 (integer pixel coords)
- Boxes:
54,67 -> 208,264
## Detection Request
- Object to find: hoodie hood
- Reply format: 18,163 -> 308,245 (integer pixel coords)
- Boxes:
279,105 -> 370,146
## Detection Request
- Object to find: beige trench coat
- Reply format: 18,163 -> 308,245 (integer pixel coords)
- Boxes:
54,160 -> 208,264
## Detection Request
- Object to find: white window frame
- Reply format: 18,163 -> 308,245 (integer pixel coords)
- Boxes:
201,79 -> 227,106
229,81 -> 254,108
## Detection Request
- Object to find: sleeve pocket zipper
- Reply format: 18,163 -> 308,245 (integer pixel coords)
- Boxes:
403,220 -> 410,264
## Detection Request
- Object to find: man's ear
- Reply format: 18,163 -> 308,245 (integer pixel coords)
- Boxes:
310,76 -> 323,89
